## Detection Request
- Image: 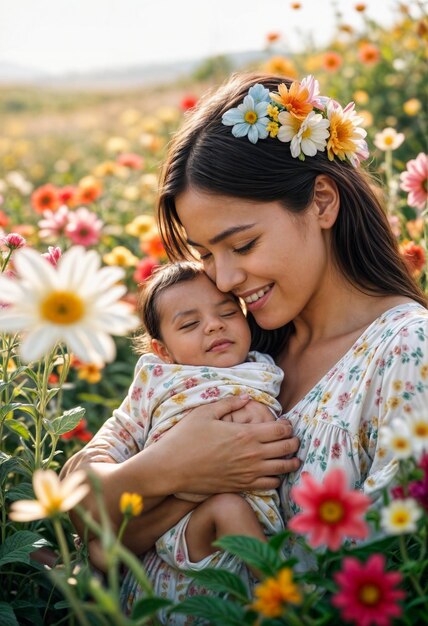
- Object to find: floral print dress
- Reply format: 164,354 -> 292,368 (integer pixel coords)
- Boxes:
279,302 -> 428,567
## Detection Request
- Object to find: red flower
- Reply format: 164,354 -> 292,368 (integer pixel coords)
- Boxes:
288,468 -> 370,550
180,95 -> 198,111
0,210 -> 9,227
133,257 -> 160,283
58,185 -> 79,207
60,418 -> 93,442
332,554 -> 404,626
400,241 -> 426,276
31,184 -> 60,214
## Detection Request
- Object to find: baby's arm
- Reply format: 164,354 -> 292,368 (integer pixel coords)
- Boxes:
221,398 -> 277,424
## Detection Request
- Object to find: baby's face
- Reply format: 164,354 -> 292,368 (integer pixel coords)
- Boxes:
154,273 -> 252,367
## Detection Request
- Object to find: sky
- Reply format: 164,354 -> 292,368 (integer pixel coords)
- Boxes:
0,0 -> 399,75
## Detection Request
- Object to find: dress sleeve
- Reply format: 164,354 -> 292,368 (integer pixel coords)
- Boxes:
363,315 -> 428,497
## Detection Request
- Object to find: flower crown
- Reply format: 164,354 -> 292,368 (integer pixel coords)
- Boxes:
221,75 -> 369,168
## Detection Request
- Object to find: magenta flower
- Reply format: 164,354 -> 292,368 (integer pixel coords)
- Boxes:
65,207 -> 103,246
41,246 -> 62,267
399,152 -> 428,210
333,554 -> 404,626
288,468 -> 371,550
1,233 -> 26,250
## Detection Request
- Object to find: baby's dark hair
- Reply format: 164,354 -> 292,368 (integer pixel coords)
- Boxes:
133,260 -> 288,357
134,261 -> 211,354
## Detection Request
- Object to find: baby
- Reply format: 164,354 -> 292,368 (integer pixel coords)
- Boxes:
90,261 -> 284,576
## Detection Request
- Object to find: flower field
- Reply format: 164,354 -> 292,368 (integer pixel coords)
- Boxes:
0,2 -> 427,625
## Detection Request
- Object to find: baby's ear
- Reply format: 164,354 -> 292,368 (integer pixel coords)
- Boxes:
151,338 -> 173,363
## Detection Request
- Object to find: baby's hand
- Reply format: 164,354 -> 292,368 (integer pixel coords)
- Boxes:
220,399 -> 276,424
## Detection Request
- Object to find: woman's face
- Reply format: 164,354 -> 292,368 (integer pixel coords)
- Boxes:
175,188 -> 331,330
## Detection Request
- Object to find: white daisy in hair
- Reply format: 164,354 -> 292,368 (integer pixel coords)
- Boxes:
0,246 -> 139,366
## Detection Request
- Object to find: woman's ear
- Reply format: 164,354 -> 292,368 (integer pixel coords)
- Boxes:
151,338 -> 173,363
312,175 -> 340,228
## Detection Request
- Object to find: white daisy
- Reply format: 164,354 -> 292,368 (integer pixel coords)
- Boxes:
374,127 -> 405,152
291,111 -> 330,159
381,498 -> 422,535
378,418 -> 413,460
0,246 -> 139,366
222,94 -> 269,144
406,413 -> 428,456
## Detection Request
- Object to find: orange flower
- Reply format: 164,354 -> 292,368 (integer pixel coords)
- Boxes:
354,3 -> 366,11
270,81 -> 312,119
141,232 -> 167,260
252,568 -> 302,618
266,32 -> 281,44
263,56 -> 298,79
290,2 -> 301,8
0,210 -> 9,227
31,184 -> 60,214
358,43 -> 381,65
323,51 -> 343,73
78,176 -> 103,204
400,241 -> 426,277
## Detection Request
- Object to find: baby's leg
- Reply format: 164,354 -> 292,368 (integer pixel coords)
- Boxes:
185,493 -> 266,563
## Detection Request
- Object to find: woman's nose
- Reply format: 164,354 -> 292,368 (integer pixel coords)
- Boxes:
214,260 -> 246,294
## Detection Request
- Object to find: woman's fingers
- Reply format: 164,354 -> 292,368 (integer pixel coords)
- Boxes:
244,419 -> 295,443
206,394 -> 250,419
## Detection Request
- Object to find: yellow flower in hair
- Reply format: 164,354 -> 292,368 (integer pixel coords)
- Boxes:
267,121 -> 279,138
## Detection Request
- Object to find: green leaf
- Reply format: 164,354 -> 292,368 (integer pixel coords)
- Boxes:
0,454 -> 22,485
172,597 -> 245,625
215,535 -> 282,575
268,529 -> 293,552
43,406 -> 85,435
131,597 -> 173,620
183,568 -> 249,601
4,419 -> 30,439
0,531 -> 48,568
0,403 -> 21,420
5,483 -> 34,502
0,603 -> 19,626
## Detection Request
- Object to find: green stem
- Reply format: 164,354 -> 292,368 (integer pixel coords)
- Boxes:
399,535 -> 427,600
50,571 -> 92,626
53,517 -> 71,577
1,249 -> 12,272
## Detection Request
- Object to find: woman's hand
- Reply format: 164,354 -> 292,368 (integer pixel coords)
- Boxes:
146,394 -> 300,494
220,398 -> 276,423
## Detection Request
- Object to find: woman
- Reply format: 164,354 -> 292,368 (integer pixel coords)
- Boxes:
62,73 -> 427,618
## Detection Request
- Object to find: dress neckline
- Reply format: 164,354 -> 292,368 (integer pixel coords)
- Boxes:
281,301 -> 423,417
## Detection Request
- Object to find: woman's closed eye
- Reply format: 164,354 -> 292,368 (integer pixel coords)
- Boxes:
233,238 -> 259,255
179,320 -> 199,330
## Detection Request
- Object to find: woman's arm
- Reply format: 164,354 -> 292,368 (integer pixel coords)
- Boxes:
61,394 -> 299,542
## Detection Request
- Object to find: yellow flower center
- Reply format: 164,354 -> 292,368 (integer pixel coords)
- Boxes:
394,437 -> 409,450
414,422 -> 428,437
359,584 -> 381,606
301,127 -> 312,140
391,510 -> 410,527
244,111 -> 258,125
46,496 -> 64,516
40,291 -> 85,325
327,113 -> 356,159
319,499 -> 344,523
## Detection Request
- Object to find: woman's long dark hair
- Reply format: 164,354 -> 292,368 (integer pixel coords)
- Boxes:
156,72 -> 426,356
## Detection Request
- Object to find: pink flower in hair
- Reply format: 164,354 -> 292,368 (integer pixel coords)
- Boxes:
300,75 -> 327,110
399,152 -> 428,211
65,207 -> 103,246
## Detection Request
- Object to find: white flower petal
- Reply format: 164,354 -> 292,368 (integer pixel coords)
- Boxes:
222,108 -> 244,125
232,123 -> 250,139
60,469 -> 88,498
19,326 -> 61,363
13,248 -> 57,293
9,500 -> 46,522
33,469 -> 61,508
60,485 -> 91,511
0,276 -> 27,302
0,311 -> 34,332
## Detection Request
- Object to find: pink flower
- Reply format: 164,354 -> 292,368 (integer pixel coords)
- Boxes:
65,207 -> 103,246
1,232 -> 26,250
288,468 -> 371,550
332,554 -> 404,626
117,152 -> 144,170
133,257 -> 160,283
41,246 -> 62,266
400,153 -> 428,210
38,205 -> 70,240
